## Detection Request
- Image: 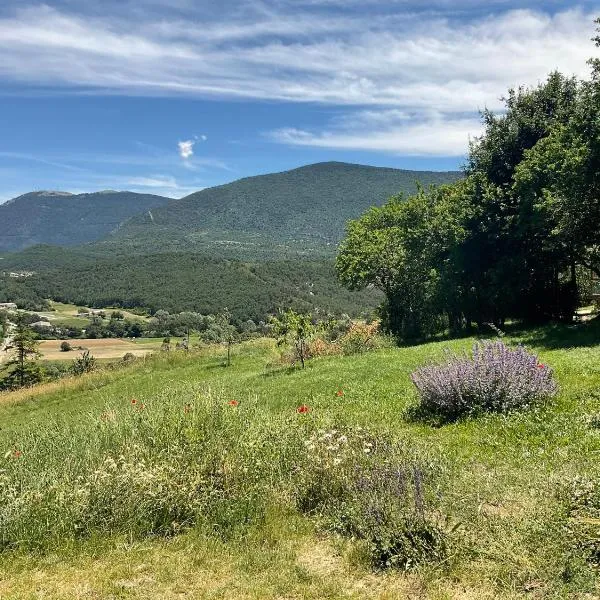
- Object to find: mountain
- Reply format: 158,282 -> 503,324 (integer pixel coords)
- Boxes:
0,190 -> 172,252
100,162 -> 462,256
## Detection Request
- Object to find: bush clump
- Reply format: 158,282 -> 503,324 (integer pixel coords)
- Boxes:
411,340 -> 558,420
295,427 -> 447,570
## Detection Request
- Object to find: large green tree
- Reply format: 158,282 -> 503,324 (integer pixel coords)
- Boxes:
337,21 -> 600,338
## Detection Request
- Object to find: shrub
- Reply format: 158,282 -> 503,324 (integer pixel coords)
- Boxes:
70,350 -> 97,375
59,341 -> 72,352
338,320 -> 388,355
411,340 -> 558,420
295,427 -> 446,569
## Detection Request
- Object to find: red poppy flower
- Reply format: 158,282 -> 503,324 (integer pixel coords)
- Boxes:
537,364 -> 545,369
296,404 -> 310,414
131,398 -> 137,405
336,389 -> 344,397
228,400 -> 239,407
13,450 -> 22,458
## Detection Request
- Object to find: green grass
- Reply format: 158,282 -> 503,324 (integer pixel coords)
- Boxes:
0,324 -> 599,598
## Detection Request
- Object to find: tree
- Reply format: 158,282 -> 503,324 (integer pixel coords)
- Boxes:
337,45 -> 599,336
1,312 -> 42,389
337,184 -> 470,338
270,309 -> 319,368
215,308 -> 238,367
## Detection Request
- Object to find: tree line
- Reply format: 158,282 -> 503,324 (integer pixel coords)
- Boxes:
337,21 -> 600,340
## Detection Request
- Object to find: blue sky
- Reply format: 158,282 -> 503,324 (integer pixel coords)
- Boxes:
0,1 -> 597,201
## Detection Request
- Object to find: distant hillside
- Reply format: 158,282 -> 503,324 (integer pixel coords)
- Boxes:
0,190 -> 172,252
0,247 -> 381,320
102,162 -> 462,255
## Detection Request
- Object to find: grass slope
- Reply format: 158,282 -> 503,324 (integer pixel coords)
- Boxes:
0,321 -> 599,598
0,191 -> 172,252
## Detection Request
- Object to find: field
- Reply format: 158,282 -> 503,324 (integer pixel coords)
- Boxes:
38,338 -> 159,361
0,322 -> 598,598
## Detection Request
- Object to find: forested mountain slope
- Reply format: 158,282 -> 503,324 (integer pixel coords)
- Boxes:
101,162 -> 461,254
0,191 -> 172,252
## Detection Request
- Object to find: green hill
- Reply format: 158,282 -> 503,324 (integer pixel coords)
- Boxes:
100,162 -> 461,255
0,190 -> 172,252
0,321 -> 598,597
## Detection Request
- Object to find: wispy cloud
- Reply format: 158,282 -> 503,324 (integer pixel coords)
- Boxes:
269,111 -> 483,156
0,3 -> 597,156
0,5 -> 593,109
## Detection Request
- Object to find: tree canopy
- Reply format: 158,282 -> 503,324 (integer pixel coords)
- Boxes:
337,24 -> 600,340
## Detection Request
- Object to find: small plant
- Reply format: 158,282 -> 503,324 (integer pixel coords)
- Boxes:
295,427 -> 446,569
59,341 -> 72,352
411,340 -> 558,420
338,320 -> 387,355
121,352 -> 137,363
70,350 -> 97,375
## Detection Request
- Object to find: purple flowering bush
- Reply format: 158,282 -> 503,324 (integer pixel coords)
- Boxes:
411,340 -> 558,420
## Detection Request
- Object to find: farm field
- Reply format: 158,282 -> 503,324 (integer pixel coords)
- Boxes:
0,322 -> 598,598
38,338 -> 160,361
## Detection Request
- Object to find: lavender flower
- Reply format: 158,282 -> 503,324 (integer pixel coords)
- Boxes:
411,340 -> 558,419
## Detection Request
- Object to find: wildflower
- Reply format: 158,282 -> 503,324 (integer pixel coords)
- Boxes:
333,458 -> 342,466
13,450 -> 22,459
228,400 -> 239,407
537,363 -> 545,369
336,389 -> 344,397
184,404 -> 192,414
138,403 -> 145,410
297,404 -> 310,414
338,435 -> 348,444
130,398 -> 137,405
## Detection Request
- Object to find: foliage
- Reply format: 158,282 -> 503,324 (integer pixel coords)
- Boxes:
0,191 -> 171,252
295,427 -> 446,569
59,341 -> 72,352
1,252 -> 380,323
70,350 -> 97,376
411,340 -> 558,420
214,308 -> 238,366
337,36 -> 600,338
0,312 -> 42,390
270,309 -> 322,368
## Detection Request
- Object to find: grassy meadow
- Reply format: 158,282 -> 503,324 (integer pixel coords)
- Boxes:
0,322 -> 598,598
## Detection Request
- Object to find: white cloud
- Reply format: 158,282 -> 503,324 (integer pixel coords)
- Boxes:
269,111 -> 483,156
0,4 -> 597,155
0,5 -> 594,110
178,139 -> 195,159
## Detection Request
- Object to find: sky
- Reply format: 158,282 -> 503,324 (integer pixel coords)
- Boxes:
0,1 -> 598,201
